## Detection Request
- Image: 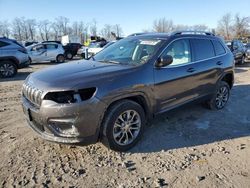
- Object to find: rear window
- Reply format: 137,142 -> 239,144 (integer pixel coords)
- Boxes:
0,41 -> 10,48
191,39 -> 215,61
212,40 -> 226,55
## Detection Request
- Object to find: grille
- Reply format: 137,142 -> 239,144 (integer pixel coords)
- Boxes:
22,82 -> 43,106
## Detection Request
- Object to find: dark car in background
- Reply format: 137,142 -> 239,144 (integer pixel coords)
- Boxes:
22,31 -> 234,151
244,43 -> 250,62
63,43 -> 82,59
0,37 -> 29,78
227,39 -> 246,64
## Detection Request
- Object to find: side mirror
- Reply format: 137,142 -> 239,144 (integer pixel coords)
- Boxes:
155,55 -> 173,68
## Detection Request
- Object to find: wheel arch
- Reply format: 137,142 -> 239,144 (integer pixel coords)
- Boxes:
0,56 -> 19,68
98,92 -> 153,140
221,72 -> 234,89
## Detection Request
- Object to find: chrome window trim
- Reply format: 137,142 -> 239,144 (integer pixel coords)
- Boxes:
155,37 -> 228,69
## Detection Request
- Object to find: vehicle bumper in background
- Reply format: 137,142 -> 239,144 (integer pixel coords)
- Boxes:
245,53 -> 250,62
22,96 -> 107,145
18,60 -> 30,69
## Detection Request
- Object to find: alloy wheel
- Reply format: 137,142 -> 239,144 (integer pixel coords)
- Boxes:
0,63 -> 15,77
215,86 -> 229,109
113,110 -> 141,146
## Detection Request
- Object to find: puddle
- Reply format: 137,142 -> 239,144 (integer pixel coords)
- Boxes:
195,121 -> 210,130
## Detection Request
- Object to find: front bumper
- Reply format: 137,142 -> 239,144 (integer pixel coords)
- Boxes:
22,96 -> 107,144
245,53 -> 250,62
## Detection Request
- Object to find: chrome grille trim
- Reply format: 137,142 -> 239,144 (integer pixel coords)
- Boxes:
22,82 -> 43,106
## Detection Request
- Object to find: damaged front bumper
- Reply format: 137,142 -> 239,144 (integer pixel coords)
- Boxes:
22,96 -> 107,144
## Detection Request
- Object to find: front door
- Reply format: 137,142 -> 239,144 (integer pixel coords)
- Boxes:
154,38 -> 199,112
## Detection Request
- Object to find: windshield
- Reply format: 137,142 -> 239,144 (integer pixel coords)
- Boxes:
93,38 -> 163,65
89,43 -> 101,48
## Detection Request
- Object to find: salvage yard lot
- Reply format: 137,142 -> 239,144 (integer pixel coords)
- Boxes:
0,62 -> 250,187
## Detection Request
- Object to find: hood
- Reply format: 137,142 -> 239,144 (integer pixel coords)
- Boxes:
27,60 -> 134,91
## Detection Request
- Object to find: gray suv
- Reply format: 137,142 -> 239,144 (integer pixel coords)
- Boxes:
0,37 -> 29,78
22,31 -> 234,151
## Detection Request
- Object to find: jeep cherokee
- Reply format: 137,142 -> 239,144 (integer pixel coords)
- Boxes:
22,31 -> 234,151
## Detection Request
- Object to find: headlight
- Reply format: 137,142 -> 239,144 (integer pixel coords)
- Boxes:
44,91 -> 77,104
44,88 -> 96,104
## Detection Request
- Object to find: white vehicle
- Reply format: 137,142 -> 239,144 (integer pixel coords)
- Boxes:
61,35 -> 81,46
26,42 -> 65,63
87,41 -> 116,57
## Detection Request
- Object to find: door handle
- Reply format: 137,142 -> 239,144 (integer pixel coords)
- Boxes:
187,68 -> 196,73
216,61 -> 223,65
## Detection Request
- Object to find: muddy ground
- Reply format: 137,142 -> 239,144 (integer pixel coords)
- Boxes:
0,62 -> 250,188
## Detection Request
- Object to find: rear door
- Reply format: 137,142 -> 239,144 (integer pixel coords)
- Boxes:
190,38 -> 224,95
44,44 -> 58,61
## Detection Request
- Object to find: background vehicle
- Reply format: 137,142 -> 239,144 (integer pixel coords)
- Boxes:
87,41 -> 108,57
226,39 -> 246,64
26,42 -> 65,63
244,43 -> 250,62
24,41 -> 38,47
61,35 -> 81,46
22,31 -> 234,151
63,43 -> 82,59
0,37 -> 29,78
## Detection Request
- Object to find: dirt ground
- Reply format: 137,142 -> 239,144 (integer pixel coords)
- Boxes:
0,62 -> 250,188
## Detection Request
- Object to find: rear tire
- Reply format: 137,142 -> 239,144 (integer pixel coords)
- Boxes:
65,52 -> 73,60
56,54 -> 65,63
0,61 -> 17,78
101,100 -> 146,151
206,81 -> 230,110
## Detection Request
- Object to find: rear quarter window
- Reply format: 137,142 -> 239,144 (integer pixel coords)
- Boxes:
212,40 -> 226,55
191,39 -> 215,61
0,41 -> 10,48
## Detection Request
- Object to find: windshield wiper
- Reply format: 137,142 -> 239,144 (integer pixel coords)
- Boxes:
98,60 -> 120,64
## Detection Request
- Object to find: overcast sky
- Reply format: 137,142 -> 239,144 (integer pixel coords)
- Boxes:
0,0 -> 249,35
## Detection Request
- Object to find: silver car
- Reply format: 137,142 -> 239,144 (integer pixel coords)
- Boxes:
27,42 -> 65,63
0,37 -> 29,78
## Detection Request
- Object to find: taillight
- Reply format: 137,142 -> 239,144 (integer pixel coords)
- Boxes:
18,48 -> 27,54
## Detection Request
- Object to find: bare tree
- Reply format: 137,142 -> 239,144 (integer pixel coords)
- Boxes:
217,13 -> 233,40
0,20 -> 11,38
153,18 -> 174,32
38,20 -> 51,41
100,24 -> 112,40
12,18 -> 23,41
90,19 -> 97,36
113,24 -> 123,38
26,19 -> 36,40
55,16 -> 70,36
233,14 -> 250,38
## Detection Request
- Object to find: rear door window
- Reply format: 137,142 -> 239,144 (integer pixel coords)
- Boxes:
212,40 -> 226,55
191,39 -> 215,61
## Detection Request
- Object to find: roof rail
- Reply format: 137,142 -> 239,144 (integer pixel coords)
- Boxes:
171,30 -> 215,36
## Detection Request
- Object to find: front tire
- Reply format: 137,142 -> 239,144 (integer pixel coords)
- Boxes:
101,100 -> 146,151
239,56 -> 245,65
0,61 -> 17,78
56,54 -> 65,63
207,81 -> 230,110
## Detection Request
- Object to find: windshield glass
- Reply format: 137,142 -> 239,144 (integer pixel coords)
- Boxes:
93,38 -> 163,65
89,43 -> 101,48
